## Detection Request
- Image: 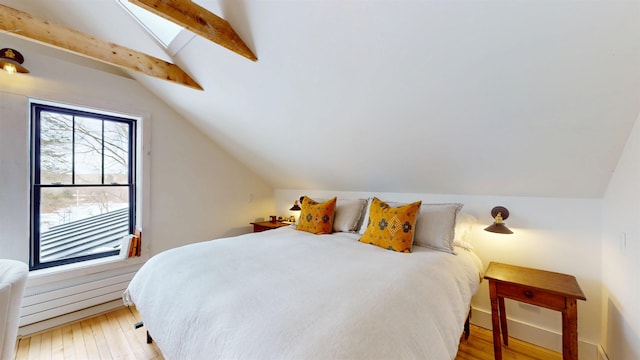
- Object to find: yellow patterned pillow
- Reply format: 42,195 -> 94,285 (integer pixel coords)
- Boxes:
296,196 -> 337,234
359,197 -> 422,252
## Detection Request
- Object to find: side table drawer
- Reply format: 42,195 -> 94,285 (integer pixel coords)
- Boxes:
251,221 -> 290,233
253,224 -> 270,232
496,283 -> 566,310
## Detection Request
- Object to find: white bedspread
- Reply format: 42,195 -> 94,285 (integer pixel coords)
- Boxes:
123,227 -> 482,360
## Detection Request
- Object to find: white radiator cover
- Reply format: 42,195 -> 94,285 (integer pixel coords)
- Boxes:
19,257 -> 144,331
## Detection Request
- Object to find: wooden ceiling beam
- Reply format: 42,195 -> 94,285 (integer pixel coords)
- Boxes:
129,0 -> 257,62
0,4 -> 203,90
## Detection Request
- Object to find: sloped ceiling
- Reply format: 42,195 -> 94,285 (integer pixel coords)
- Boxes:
3,0 -> 640,198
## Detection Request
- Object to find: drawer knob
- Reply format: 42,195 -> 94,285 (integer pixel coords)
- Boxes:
524,290 -> 534,298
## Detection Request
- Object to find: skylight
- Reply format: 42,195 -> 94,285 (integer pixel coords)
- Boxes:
116,0 -> 183,49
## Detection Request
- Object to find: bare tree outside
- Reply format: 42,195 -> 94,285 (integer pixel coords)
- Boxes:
39,111 -> 130,229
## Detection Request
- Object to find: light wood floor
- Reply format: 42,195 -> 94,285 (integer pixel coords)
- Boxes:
15,307 -> 562,360
456,325 -> 562,360
15,307 -> 163,360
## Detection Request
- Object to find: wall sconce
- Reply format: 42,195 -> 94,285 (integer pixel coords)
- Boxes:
288,198 -> 302,222
484,206 -> 513,234
0,48 -> 29,74
289,199 -> 301,211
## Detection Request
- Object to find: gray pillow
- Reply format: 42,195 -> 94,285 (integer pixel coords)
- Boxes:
413,203 -> 462,254
333,199 -> 367,233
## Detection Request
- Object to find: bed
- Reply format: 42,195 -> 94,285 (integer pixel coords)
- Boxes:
123,198 -> 483,360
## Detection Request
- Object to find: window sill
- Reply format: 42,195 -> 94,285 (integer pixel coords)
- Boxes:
27,254 -> 148,287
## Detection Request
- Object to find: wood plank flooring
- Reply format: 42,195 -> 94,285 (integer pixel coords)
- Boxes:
15,307 -> 562,360
456,325 -> 562,360
15,307 -> 163,360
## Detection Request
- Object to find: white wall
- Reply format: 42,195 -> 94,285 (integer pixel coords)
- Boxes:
602,114 -> 640,359
0,37 -> 273,271
275,189 -> 602,358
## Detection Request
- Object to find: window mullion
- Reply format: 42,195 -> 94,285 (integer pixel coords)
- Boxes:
33,108 -> 42,185
129,122 -> 135,185
31,112 -> 42,267
128,122 -> 135,234
72,116 -> 76,185
101,119 -> 105,185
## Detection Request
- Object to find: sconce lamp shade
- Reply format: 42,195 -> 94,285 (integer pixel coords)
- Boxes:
0,48 -> 29,74
289,200 -> 301,211
484,206 -> 513,234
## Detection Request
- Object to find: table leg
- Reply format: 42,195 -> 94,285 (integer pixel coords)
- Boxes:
498,297 -> 508,346
488,281 -> 502,360
562,299 -> 579,360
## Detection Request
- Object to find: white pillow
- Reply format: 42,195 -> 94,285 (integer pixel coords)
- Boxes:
413,203 -> 462,254
333,199 -> 367,232
454,212 -> 476,241
453,212 -> 477,250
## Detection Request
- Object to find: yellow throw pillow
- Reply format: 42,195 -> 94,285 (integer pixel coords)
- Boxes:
359,197 -> 422,253
296,196 -> 337,234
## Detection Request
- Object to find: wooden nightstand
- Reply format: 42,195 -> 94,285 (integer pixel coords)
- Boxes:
250,221 -> 290,233
484,262 -> 586,360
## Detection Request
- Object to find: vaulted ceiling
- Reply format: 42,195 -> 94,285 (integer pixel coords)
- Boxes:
3,0 -> 640,198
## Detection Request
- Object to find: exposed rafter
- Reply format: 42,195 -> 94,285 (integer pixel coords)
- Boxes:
129,0 -> 257,62
0,4 -> 203,90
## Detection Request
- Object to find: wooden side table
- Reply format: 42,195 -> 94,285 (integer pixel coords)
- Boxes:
484,262 -> 586,360
250,221 -> 290,233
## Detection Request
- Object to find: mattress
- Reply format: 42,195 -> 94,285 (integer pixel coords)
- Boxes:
123,226 -> 482,360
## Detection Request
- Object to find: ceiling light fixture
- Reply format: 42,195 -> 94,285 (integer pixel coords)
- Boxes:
0,48 -> 29,74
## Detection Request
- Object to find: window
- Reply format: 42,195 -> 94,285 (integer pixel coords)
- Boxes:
115,0 -> 195,56
30,103 -> 136,270
116,0 -> 183,48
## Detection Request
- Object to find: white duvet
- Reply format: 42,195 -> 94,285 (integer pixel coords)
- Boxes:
123,227 -> 482,360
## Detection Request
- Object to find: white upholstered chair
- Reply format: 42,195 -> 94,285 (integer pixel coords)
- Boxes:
0,260 -> 28,360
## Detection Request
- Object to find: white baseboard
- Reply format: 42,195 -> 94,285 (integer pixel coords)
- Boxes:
471,307 -> 600,360
17,299 -> 125,337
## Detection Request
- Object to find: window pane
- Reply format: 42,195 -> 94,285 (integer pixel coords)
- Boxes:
40,112 -> 73,184
116,0 -> 183,48
39,186 -> 130,263
104,121 -> 129,184
74,117 -> 104,184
